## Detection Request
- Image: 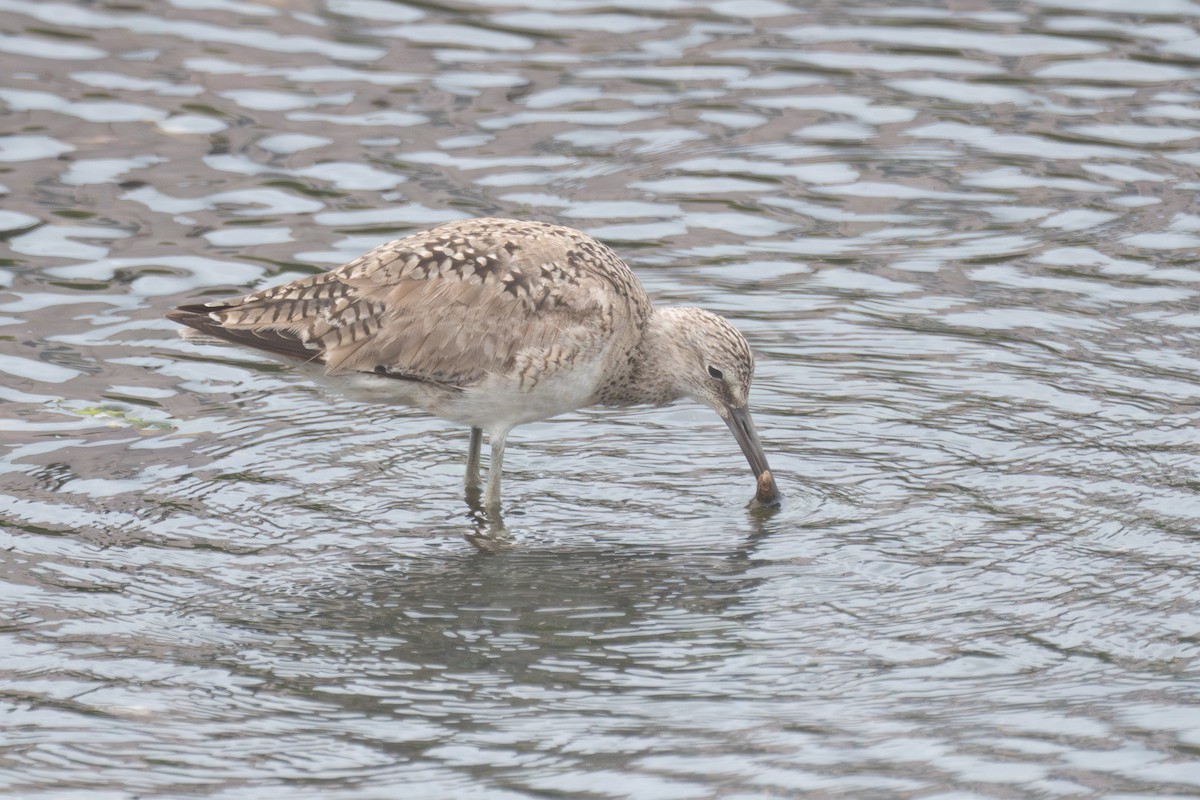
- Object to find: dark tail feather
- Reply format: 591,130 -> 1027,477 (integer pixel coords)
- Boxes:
166,304 -> 323,364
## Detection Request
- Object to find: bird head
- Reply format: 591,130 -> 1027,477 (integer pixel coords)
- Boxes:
662,308 -> 778,504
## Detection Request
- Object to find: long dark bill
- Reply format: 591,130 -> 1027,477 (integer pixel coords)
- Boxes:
724,405 -> 774,488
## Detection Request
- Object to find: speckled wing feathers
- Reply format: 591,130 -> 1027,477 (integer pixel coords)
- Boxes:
169,218 -> 652,389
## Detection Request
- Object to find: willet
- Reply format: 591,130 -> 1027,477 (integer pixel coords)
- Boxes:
168,218 -> 779,510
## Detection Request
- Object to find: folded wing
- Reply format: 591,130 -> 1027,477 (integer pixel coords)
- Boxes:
167,218 -> 649,389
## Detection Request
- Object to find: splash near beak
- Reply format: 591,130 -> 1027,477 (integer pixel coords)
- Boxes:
724,405 -> 780,505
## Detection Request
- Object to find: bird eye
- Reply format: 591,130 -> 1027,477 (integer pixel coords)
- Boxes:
707,366 -> 724,380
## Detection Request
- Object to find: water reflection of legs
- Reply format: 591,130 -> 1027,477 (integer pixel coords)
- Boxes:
464,489 -> 509,550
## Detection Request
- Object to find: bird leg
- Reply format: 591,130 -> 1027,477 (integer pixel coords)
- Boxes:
465,426 -> 483,488
483,428 -> 510,510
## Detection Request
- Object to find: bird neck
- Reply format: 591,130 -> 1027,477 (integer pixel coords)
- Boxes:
596,307 -> 690,407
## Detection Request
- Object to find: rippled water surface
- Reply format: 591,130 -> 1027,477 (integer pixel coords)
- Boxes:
3,0 -> 1200,797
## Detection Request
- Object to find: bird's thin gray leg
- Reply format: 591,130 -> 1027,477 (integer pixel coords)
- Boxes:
483,428 -> 511,510
465,426 -> 483,488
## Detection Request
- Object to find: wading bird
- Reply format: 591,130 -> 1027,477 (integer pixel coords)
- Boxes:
168,218 -> 779,510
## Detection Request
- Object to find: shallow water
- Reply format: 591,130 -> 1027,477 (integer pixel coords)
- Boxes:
2,0 -> 1200,797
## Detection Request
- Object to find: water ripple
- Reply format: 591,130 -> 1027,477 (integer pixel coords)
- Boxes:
1,0 -> 1198,797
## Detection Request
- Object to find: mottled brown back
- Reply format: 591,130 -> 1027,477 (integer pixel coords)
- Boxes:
168,218 -> 653,388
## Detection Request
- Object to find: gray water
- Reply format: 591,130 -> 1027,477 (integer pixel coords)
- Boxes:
2,0 -> 1199,797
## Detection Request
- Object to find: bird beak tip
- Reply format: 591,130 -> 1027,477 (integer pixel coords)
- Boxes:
755,469 -> 781,507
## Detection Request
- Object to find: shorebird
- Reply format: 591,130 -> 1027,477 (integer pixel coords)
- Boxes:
168,218 -> 779,510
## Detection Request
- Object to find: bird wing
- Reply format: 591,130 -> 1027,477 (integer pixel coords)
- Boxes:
167,218 -> 650,388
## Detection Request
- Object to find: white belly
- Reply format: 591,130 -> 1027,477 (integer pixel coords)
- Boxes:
437,357 -> 607,431
296,353 -> 608,434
